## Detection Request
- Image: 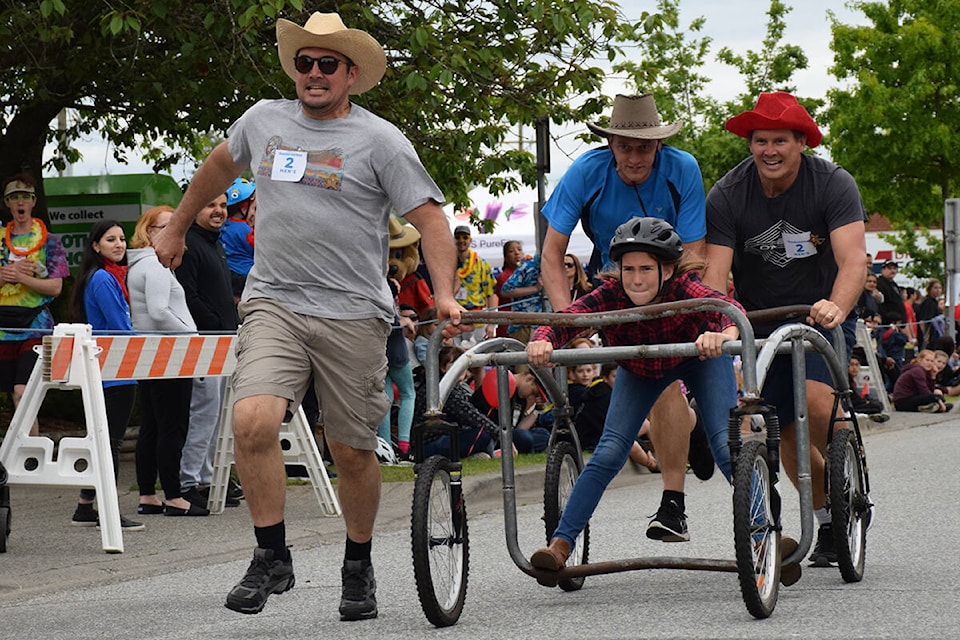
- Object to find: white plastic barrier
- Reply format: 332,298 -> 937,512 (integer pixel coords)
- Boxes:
0,323 -> 339,554
854,319 -> 893,415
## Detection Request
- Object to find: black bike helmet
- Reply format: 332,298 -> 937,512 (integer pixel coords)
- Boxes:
609,217 -> 683,263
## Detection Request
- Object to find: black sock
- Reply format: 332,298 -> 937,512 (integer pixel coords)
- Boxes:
345,536 -> 371,562
254,521 -> 288,559
662,490 -> 685,512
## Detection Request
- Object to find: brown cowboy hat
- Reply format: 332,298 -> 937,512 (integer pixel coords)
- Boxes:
725,92 -> 823,148
276,12 -> 387,95
586,94 -> 683,140
388,216 -> 421,248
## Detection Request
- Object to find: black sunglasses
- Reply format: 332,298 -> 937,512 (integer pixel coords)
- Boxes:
293,55 -> 348,75
564,262 -> 576,268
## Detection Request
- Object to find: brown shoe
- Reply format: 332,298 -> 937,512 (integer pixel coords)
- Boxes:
780,536 -> 802,587
530,538 -> 571,572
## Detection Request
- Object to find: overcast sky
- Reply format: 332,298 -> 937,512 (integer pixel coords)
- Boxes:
53,0 -> 867,183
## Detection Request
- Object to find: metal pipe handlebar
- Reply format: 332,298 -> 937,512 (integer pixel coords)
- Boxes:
424,298 -> 758,413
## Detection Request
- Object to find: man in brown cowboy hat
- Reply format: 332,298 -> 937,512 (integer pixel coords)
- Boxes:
154,12 -> 464,620
703,91 -> 868,568
539,93 -> 716,545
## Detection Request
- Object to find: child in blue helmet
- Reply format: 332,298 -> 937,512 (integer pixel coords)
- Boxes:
222,178 -> 256,302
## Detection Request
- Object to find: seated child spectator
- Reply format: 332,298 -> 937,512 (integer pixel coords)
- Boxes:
932,337 -> 960,389
471,369 -> 551,454
567,363 -> 596,416
932,349 -> 960,396
847,354 -> 884,416
412,345 -> 498,459
892,349 -> 952,413
575,362 -> 657,472
877,316 -> 908,391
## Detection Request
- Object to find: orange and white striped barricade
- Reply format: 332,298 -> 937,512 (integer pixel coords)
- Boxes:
0,324 -> 340,554
0,324 -> 126,553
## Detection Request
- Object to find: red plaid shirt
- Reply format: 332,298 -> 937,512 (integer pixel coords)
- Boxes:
531,270 -> 744,379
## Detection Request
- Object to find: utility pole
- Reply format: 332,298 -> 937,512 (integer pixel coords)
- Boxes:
534,116 -> 550,255
944,199 -> 959,339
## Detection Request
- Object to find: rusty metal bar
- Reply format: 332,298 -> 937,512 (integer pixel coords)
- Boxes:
524,556 -> 739,582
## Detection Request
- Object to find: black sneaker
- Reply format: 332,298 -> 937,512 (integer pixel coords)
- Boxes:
97,515 -> 145,531
183,485 -> 240,509
71,504 -> 99,527
225,548 -> 296,614
646,500 -> 689,542
687,406 -> 715,481
339,559 -> 378,621
808,523 -> 837,567
227,479 -> 244,501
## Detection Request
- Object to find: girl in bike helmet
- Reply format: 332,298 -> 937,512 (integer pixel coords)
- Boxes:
526,217 -> 745,574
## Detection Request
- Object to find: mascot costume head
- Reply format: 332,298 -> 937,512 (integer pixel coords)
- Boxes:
388,216 -> 435,316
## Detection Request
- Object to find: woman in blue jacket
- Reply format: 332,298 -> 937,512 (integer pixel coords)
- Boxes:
67,220 -> 144,531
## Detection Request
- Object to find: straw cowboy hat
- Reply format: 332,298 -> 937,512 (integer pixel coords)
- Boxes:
725,91 -> 823,148
388,216 -> 421,248
276,12 -> 387,94
586,94 -> 683,140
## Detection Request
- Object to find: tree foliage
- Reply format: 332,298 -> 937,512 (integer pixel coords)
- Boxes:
1,0 -> 656,210
826,0 -> 960,228
613,0 -> 813,192
879,227 -> 944,283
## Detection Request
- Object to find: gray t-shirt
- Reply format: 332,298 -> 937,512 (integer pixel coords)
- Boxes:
227,99 -> 444,322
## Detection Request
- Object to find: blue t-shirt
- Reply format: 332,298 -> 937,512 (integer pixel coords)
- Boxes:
542,145 -> 706,267
221,219 -> 254,276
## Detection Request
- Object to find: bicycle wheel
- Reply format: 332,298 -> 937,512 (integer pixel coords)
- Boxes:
543,441 -> 590,591
732,440 -> 780,619
828,428 -> 867,583
411,455 -> 469,627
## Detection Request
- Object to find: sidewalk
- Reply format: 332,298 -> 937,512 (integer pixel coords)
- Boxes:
0,408 -> 953,604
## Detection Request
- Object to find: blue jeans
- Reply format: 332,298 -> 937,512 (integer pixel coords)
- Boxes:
377,362 -> 415,445
553,355 -> 737,547
513,426 -> 550,454
423,428 -> 495,459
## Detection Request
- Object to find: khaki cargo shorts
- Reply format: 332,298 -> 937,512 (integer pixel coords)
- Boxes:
232,298 -> 390,450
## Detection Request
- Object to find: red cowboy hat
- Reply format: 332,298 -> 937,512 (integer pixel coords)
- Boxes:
725,92 -> 822,148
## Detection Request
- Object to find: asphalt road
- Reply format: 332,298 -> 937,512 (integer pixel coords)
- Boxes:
1,412 -> 958,639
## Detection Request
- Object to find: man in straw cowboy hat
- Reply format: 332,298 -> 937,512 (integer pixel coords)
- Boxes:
703,91 -> 868,568
539,93 -> 716,545
154,12 -> 464,620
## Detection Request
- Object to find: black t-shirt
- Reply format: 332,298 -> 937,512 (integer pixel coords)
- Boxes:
706,154 -> 866,333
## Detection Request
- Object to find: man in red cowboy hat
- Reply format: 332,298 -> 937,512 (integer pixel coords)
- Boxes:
539,93 -> 715,544
154,12 -> 464,621
703,91 -> 868,568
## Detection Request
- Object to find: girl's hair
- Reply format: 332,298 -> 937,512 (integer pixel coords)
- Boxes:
913,349 -> 935,364
69,220 -> 126,322
416,306 -> 438,339
438,345 -> 465,371
565,254 -> 593,293
567,337 -> 594,349
130,205 -> 174,249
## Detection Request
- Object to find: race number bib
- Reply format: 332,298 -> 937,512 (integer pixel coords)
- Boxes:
782,231 -> 817,259
272,150 -> 308,182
